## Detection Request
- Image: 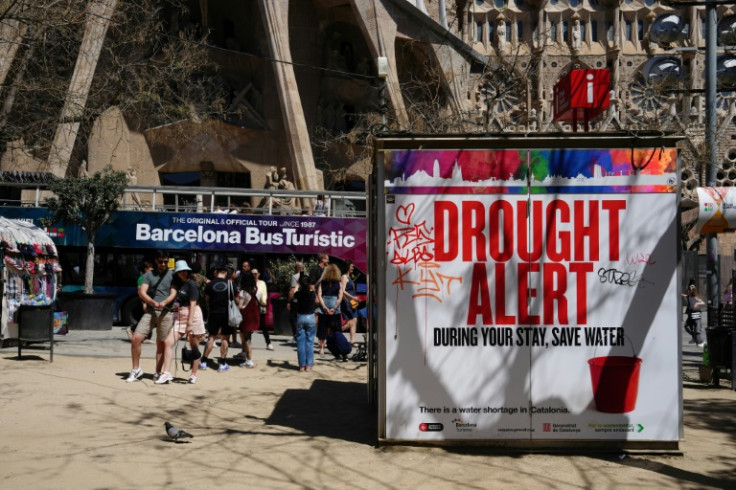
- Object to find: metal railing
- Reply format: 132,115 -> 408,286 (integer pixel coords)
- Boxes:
708,305 -> 736,329
1,182 -> 367,218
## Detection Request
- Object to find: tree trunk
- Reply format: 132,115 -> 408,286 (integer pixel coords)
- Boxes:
47,0 -> 118,177
85,239 -> 95,294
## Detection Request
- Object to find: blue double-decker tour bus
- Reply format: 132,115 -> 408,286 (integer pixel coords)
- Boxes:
0,185 -> 367,325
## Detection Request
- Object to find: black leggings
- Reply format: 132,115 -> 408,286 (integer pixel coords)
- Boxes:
260,312 -> 271,344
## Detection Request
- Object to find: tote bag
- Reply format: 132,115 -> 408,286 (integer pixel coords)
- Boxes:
228,282 -> 242,327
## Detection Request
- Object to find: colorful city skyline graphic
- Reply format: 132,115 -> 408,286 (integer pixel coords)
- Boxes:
384,148 -> 677,194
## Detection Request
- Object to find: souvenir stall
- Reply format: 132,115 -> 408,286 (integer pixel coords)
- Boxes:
0,216 -> 62,347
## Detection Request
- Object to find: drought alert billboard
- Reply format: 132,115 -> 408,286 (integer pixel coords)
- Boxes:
376,141 -> 681,445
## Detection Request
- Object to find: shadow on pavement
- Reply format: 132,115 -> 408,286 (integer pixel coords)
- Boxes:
607,391 -> 736,488
614,455 -> 736,488
4,354 -> 48,362
684,397 -> 736,441
267,379 -> 376,446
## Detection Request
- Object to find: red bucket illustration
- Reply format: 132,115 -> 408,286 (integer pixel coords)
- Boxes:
587,356 -> 642,413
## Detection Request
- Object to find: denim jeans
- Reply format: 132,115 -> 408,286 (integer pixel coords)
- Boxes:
296,313 -> 316,367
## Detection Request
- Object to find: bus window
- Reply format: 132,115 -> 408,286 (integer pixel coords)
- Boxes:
60,247 -> 148,289
61,248 -> 86,287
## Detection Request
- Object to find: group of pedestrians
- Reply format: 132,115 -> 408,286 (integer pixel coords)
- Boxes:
124,250 -> 362,383
125,251 -> 211,384
289,253 -> 361,370
125,250 -> 179,384
124,252 -> 270,384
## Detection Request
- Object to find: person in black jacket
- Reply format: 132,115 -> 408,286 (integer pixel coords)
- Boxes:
201,264 -> 233,372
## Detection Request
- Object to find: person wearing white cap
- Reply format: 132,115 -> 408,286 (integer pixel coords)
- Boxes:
172,260 -> 206,384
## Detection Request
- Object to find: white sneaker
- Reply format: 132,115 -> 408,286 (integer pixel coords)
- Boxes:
188,374 -> 197,384
697,342 -> 706,348
239,359 -> 255,369
266,343 -> 274,351
125,368 -> 143,382
155,372 -> 172,384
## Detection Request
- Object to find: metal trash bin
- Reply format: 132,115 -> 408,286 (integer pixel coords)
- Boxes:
704,326 -> 736,389
16,304 -> 55,362
705,327 -> 733,369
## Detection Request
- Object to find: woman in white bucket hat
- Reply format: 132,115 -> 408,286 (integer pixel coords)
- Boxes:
172,260 -> 206,384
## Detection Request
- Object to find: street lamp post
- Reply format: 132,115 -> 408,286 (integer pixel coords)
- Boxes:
663,0 -> 731,309
705,3 -> 719,310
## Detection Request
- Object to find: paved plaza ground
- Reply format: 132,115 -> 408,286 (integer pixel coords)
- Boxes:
0,328 -> 734,489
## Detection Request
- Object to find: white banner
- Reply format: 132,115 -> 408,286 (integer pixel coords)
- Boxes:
380,146 -> 680,442
696,187 -> 736,233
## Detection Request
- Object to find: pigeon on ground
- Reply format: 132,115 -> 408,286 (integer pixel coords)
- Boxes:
164,421 -> 193,441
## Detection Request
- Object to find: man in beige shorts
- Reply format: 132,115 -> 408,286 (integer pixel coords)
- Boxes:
126,250 -> 177,383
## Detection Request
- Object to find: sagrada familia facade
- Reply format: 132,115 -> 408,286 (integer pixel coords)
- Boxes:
1,0 -> 734,229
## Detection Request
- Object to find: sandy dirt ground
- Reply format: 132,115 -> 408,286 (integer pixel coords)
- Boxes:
0,352 -> 734,489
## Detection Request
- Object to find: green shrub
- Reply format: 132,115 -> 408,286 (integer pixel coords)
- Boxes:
267,256 -> 317,297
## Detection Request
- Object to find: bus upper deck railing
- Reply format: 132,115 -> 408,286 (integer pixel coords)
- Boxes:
1,182 -> 367,218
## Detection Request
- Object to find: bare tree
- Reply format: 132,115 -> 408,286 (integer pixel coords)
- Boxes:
310,42 -> 539,188
0,0 -> 228,176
